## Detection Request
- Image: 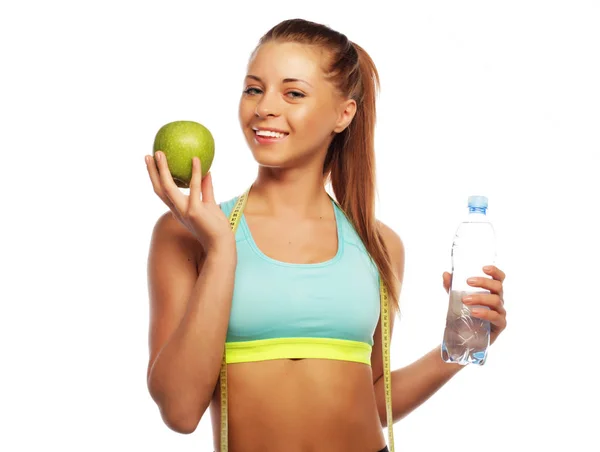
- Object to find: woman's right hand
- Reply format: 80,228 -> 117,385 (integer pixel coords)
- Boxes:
145,151 -> 234,253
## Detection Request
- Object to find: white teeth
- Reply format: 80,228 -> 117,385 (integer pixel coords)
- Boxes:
255,130 -> 286,138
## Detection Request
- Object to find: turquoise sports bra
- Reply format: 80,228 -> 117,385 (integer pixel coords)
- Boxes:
219,193 -> 381,366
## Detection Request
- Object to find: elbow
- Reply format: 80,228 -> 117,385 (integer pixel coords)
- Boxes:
160,407 -> 202,434
156,397 -> 209,434
147,382 -> 208,435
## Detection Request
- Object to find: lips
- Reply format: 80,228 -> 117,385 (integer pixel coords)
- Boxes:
253,127 -> 289,136
252,127 -> 289,144
255,130 -> 287,138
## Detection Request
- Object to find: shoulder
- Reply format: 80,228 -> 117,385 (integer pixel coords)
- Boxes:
152,210 -> 187,238
150,211 -> 204,268
150,196 -> 237,260
376,220 -> 403,252
376,220 -> 405,278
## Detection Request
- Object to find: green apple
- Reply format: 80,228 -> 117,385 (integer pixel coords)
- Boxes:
152,120 -> 215,188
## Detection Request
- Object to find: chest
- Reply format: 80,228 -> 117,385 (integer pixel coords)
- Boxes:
244,214 -> 339,265
227,237 -> 380,344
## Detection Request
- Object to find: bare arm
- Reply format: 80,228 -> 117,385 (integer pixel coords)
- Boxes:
373,347 -> 464,426
146,212 -> 236,434
371,221 -> 464,426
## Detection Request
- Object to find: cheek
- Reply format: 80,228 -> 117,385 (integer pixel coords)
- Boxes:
238,104 -> 254,143
290,105 -> 335,140
239,98 -> 256,123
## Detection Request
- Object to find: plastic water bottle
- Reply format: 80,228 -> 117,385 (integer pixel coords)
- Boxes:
441,195 -> 497,366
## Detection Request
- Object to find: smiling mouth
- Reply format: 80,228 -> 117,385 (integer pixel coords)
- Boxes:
254,129 -> 289,139
253,129 -> 289,144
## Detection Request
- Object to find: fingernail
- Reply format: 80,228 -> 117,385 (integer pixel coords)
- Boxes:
471,308 -> 484,315
156,152 -> 162,161
463,296 -> 473,303
467,278 -> 478,284
483,266 -> 493,271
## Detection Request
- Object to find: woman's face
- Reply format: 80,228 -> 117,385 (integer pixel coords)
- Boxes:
238,41 -> 356,169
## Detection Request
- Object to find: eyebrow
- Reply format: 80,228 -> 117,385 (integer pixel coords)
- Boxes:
245,74 -> 313,88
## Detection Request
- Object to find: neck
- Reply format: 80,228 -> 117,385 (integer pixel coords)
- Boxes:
249,165 -> 332,218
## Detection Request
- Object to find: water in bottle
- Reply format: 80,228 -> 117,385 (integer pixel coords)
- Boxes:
441,195 -> 497,365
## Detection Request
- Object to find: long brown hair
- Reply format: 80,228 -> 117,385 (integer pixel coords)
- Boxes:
255,19 -> 400,313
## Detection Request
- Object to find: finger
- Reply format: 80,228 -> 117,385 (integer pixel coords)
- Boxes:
146,154 -> 176,211
202,172 -> 217,205
483,265 -> 506,283
188,157 -> 202,210
442,272 -> 452,293
483,266 -> 505,300
467,276 -> 502,295
462,293 -> 506,315
470,307 -> 506,330
155,151 -> 186,212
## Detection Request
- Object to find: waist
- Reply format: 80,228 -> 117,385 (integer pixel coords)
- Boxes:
225,337 -> 372,365
212,359 -> 385,451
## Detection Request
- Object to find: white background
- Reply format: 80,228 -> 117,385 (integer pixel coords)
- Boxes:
1,0 -> 598,450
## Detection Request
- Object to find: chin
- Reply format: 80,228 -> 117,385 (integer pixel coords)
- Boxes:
244,136 -> 287,166
249,147 -> 291,168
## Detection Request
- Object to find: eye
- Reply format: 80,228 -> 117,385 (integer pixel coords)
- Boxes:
287,91 -> 305,99
243,87 -> 262,95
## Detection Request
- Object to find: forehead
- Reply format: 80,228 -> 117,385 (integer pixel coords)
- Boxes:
247,41 -> 329,84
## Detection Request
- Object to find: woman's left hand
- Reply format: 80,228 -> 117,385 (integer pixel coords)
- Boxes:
442,266 -> 507,345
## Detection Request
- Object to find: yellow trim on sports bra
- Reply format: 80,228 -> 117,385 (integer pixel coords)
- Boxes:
225,337 -> 373,365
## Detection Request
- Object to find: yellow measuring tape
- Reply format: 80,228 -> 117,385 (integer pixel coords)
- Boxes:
220,188 -> 394,452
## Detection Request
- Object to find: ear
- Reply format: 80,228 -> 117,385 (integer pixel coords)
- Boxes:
333,98 -> 357,133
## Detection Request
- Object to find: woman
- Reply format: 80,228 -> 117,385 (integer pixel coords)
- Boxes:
144,18 -> 507,452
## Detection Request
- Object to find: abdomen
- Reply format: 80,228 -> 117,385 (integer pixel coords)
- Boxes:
210,359 -> 385,451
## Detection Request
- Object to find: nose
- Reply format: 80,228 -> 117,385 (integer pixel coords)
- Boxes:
254,91 -> 280,118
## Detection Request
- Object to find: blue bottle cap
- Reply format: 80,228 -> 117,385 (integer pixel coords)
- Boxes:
468,195 -> 488,209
